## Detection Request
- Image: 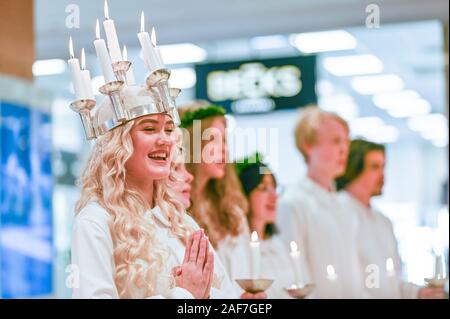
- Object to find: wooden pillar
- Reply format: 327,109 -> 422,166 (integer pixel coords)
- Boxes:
0,0 -> 34,81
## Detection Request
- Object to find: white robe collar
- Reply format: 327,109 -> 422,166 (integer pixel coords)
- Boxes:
149,205 -> 172,228
260,237 -> 279,255
299,175 -> 337,197
339,191 -> 375,218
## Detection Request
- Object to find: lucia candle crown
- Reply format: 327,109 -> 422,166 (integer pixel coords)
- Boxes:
68,1 -> 181,140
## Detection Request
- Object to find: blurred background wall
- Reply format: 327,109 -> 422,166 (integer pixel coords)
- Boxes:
0,0 -> 449,298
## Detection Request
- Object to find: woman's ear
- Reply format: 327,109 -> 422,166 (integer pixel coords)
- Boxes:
302,142 -> 313,159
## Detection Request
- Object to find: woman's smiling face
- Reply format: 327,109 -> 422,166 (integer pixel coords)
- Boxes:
125,114 -> 176,183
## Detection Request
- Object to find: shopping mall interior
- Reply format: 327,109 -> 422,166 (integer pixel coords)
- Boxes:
0,0 -> 448,298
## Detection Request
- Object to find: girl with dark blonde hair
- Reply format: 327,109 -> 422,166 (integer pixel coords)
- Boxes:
179,103 -> 249,249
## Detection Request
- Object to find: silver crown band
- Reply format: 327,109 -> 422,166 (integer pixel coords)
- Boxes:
94,100 -> 180,137
94,116 -> 122,137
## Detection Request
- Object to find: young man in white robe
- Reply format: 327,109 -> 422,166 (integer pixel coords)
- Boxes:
277,106 -> 367,298
336,139 -> 445,299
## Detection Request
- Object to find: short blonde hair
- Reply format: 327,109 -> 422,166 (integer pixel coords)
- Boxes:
294,105 -> 349,161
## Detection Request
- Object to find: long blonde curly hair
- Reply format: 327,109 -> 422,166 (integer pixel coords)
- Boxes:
75,119 -> 193,298
179,105 -> 249,248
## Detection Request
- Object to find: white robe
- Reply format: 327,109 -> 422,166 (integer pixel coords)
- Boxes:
277,176 -> 367,298
71,201 -> 237,299
217,233 -> 311,299
337,191 -> 421,299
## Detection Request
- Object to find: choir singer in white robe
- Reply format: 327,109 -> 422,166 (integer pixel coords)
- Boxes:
217,154 -> 311,298
277,106 -> 367,298
336,139 -> 445,299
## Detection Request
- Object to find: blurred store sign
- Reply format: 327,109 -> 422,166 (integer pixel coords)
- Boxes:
195,56 -> 317,114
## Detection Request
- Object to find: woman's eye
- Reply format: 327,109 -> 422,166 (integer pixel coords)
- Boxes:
144,127 -> 156,132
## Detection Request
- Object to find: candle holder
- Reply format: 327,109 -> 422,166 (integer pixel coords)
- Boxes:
169,87 -> 182,101
146,67 -> 170,87
168,87 -> 181,125
146,68 -> 175,111
99,80 -> 128,122
424,277 -> 448,288
235,279 -> 273,294
112,61 -> 132,83
284,283 -> 315,299
69,99 -> 97,140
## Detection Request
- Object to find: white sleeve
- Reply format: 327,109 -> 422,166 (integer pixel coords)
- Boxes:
277,198 -> 307,254
383,217 -> 421,299
209,282 -> 239,299
148,287 -> 195,299
277,198 -> 314,287
211,240 -> 241,299
71,217 -> 119,299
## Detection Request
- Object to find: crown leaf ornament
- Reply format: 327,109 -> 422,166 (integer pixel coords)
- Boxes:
68,1 -> 181,140
179,104 -> 226,128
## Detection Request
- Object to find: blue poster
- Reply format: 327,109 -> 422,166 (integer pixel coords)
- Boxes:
0,101 -> 53,298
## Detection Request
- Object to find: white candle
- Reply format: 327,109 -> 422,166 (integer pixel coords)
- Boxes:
137,11 -> 160,72
289,241 -> 303,287
67,37 -> 84,100
249,231 -> 261,279
151,27 -> 165,68
103,0 -> 122,63
80,48 -> 95,100
94,19 -> 116,83
122,45 -> 136,85
326,264 -> 337,281
385,257 -> 395,277
434,254 -> 444,279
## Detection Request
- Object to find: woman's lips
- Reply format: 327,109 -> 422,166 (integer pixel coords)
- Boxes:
181,188 -> 191,201
147,150 -> 169,164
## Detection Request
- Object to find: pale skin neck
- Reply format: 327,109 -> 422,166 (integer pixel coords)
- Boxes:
345,181 -> 372,208
249,216 -> 268,241
127,178 -> 154,209
307,167 -> 335,192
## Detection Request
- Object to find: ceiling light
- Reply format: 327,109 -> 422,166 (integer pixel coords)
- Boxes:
159,43 -> 207,65
373,90 -> 421,110
289,30 -> 357,53
351,74 -> 405,95
250,35 -> 288,50
168,68 -> 196,89
387,99 -> 431,118
33,59 -> 66,76
319,94 -> 360,121
323,54 -> 383,76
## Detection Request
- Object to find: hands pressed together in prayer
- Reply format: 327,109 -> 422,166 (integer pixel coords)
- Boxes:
173,229 -> 267,299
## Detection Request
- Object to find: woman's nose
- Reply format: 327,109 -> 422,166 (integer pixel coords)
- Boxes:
269,189 -> 277,201
156,131 -> 172,145
186,172 -> 194,184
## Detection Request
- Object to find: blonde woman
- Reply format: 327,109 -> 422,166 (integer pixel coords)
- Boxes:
171,128 -> 266,299
179,104 -> 249,250
71,89 -> 237,299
